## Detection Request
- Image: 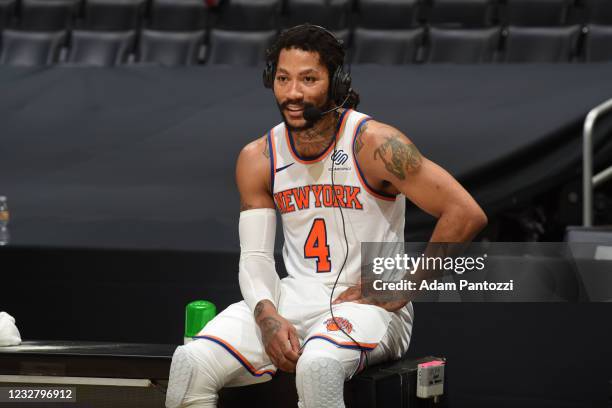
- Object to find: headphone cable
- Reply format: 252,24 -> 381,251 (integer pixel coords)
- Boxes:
329,111 -> 370,375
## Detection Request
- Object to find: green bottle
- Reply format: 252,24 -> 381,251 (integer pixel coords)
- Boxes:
184,300 -> 216,344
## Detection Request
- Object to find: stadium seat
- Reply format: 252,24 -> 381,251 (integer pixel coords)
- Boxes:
137,29 -> 204,66
284,0 -> 351,31
150,0 -> 208,31
583,0 -> 612,25
207,29 -> 275,66
83,0 -> 146,31
428,0 -> 494,28
502,0 -> 570,26
502,25 -> 580,62
427,27 -> 500,63
66,30 -> 135,66
356,0 -> 419,29
0,29 -> 66,66
0,0 -> 16,29
351,27 -> 424,64
20,0 -> 78,31
216,0 -> 281,31
584,25 -> 612,62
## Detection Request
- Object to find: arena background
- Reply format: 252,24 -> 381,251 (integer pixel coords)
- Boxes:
1,0 -> 612,407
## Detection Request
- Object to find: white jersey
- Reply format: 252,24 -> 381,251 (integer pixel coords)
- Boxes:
267,109 -> 406,287
190,111 -> 413,384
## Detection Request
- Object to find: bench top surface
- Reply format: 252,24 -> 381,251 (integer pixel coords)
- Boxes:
0,341 -> 178,359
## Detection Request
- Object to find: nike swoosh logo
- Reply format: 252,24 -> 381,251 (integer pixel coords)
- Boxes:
275,163 -> 295,173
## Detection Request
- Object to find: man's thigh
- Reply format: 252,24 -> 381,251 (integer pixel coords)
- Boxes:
304,302 -> 393,351
302,302 -> 413,370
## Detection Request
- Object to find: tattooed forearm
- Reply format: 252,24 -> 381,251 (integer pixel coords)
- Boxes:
254,301 -> 265,319
254,299 -> 275,320
354,121 -> 368,154
373,133 -> 422,180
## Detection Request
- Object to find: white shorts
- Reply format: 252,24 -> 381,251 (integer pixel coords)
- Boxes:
194,276 -> 414,386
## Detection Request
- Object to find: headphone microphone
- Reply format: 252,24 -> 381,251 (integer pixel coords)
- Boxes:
303,92 -> 351,122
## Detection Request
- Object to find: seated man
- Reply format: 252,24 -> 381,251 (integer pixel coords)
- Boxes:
166,24 -> 487,408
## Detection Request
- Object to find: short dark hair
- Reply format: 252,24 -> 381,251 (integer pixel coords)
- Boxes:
266,24 -> 360,108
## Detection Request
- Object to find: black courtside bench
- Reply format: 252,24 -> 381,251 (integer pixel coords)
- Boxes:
0,341 -> 447,407
0,341 -> 173,406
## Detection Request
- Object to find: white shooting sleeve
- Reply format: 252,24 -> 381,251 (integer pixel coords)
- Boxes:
238,208 -> 281,312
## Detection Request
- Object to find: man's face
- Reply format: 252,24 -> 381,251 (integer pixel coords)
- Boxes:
273,48 -> 332,131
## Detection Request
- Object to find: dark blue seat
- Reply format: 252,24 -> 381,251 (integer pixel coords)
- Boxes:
502,25 -> 581,62
583,0 -> 612,25
20,0 -> 78,31
584,25 -> 612,62
351,27 -> 424,64
428,0 -> 495,28
0,0 -> 16,29
207,29 -> 275,66
137,29 -> 205,66
0,29 -> 66,66
284,0 -> 352,31
216,0 -> 281,31
66,30 -> 135,66
427,27 -> 500,63
83,0 -> 146,31
502,0 -> 571,26
356,0 -> 419,29
149,0 -> 208,31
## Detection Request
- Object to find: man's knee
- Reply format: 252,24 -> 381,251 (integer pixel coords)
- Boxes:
297,340 -> 361,380
166,341 -> 237,408
296,348 -> 347,388
295,340 -> 362,408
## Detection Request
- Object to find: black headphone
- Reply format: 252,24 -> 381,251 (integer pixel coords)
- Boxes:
262,24 -> 352,105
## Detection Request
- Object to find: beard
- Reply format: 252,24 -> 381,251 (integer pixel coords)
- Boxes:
277,98 -> 333,132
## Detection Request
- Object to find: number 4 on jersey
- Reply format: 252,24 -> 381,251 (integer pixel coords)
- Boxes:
304,218 -> 331,273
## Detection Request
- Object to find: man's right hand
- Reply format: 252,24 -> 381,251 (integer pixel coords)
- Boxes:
254,300 -> 301,372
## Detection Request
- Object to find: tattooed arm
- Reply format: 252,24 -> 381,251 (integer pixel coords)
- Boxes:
355,121 -> 487,242
254,300 -> 300,372
333,122 -> 488,311
236,136 -> 300,372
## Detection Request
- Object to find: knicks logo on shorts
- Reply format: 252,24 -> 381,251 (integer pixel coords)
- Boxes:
324,317 -> 353,334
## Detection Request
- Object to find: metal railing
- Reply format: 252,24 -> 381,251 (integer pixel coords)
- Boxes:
582,98 -> 612,226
